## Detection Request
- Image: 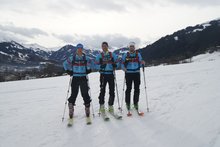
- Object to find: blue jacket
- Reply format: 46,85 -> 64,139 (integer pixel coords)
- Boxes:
121,51 -> 143,73
63,53 -> 91,77
95,51 -> 118,74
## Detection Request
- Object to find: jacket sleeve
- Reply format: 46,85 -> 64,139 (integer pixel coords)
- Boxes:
121,53 -> 126,70
63,56 -> 73,71
95,54 -> 101,70
85,56 -> 91,70
112,53 -> 119,68
138,52 -> 144,67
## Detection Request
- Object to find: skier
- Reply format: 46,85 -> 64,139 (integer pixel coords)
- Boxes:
121,42 -> 145,116
63,43 -> 92,125
95,42 -> 118,119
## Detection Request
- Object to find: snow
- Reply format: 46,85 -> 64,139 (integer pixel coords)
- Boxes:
174,36 -> 178,41
0,51 -> 10,56
187,21 -> 213,34
191,51 -> 220,62
10,41 -> 24,50
0,52 -> 220,147
17,52 -> 28,61
0,51 -> 13,58
192,28 -> 203,33
202,23 -> 211,28
22,43 -> 49,52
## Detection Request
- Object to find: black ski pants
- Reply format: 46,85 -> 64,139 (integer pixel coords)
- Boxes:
125,72 -> 140,105
98,74 -> 115,106
68,76 -> 91,107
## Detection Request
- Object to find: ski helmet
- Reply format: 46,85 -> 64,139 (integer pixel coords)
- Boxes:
76,43 -> 83,49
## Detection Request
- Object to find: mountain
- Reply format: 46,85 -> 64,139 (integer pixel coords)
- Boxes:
0,41 -> 51,65
22,43 -> 49,52
1,18 -> 220,70
49,44 -> 100,62
0,41 -> 101,66
140,19 -> 220,65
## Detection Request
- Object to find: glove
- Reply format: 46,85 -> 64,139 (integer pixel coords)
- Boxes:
125,58 -> 131,63
124,58 -> 130,66
100,64 -> 106,69
86,69 -> 92,74
112,63 -> 117,68
66,70 -> 73,76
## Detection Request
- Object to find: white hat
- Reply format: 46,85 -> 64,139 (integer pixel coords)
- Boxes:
128,42 -> 135,47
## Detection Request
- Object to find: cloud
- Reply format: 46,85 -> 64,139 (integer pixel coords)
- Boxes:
52,33 -> 75,43
0,0 -> 128,14
0,30 -> 27,43
170,0 -> 220,6
0,0 -> 219,15
53,33 -> 141,49
48,0 -> 127,13
0,24 -> 48,38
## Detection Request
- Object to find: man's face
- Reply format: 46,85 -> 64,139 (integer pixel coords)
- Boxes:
129,45 -> 135,52
102,44 -> 108,52
77,48 -> 83,54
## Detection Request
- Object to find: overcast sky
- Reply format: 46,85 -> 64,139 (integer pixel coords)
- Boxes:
0,0 -> 220,49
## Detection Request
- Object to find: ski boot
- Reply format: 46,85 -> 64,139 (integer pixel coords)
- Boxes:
85,106 -> 92,125
126,104 -> 132,117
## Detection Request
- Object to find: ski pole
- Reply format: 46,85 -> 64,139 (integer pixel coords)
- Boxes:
142,66 -> 150,112
98,74 -> 105,117
62,76 -> 72,122
86,75 -> 95,118
120,76 -> 126,113
113,70 -> 121,111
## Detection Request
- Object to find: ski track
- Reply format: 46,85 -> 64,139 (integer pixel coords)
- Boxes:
0,52 -> 220,147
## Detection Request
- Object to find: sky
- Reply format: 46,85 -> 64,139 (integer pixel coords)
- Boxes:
0,0 -> 220,50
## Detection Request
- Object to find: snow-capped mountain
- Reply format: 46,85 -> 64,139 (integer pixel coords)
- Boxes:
49,44 -> 101,62
0,41 -> 102,68
1,18 -> 220,68
140,19 -> 220,64
22,43 -> 49,52
0,41 -> 51,65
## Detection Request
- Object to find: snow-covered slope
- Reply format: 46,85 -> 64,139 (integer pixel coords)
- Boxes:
0,52 -> 220,147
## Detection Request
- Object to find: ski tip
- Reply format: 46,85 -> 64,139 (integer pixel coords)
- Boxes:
118,116 -> 123,119
103,116 -> 110,121
115,115 -> 122,119
67,123 -> 73,127
86,122 -> 92,125
138,112 -> 144,116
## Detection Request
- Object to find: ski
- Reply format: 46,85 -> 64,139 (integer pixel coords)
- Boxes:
86,117 -> 92,125
109,112 -> 122,119
136,110 -> 144,116
67,118 -> 74,127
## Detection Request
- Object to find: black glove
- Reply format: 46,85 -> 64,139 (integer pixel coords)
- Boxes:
100,64 -> 106,69
124,60 -> 129,67
112,63 -> 117,68
66,70 -> 73,75
86,69 -> 92,74
125,58 -> 131,63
